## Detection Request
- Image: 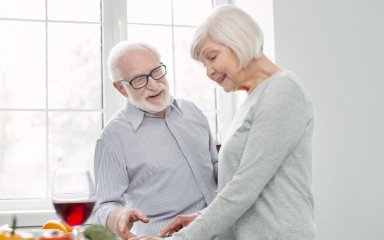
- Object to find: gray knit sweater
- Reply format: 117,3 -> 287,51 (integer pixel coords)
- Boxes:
171,71 -> 316,240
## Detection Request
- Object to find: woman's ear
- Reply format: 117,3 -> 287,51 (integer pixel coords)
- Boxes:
113,81 -> 128,97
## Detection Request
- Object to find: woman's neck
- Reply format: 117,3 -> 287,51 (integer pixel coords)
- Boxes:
238,54 -> 282,93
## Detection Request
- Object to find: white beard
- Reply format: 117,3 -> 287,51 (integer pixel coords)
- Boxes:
128,91 -> 170,114
126,85 -> 171,114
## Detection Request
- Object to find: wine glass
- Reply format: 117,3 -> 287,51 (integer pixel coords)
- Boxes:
52,168 -> 96,239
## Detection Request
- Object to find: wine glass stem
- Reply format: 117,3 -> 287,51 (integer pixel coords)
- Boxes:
73,226 -> 80,240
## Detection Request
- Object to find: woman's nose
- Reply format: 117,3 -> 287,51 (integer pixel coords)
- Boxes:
205,65 -> 215,79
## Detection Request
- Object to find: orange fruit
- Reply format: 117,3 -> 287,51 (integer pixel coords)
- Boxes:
42,220 -> 68,232
59,220 -> 72,233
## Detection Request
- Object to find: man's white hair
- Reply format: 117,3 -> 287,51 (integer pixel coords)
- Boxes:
108,41 -> 161,82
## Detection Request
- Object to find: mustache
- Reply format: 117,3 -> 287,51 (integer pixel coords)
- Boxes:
144,89 -> 164,97
143,84 -> 168,98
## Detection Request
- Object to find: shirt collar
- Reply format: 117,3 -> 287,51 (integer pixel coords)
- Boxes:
168,97 -> 183,114
124,96 -> 182,131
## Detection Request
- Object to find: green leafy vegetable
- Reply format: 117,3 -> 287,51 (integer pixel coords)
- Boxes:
83,225 -> 115,240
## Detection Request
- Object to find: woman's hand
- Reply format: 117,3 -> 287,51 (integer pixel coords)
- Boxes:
158,212 -> 200,237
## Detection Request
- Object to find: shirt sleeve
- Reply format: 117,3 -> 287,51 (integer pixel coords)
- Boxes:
92,138 -> 129,226
175,78 -> 314,240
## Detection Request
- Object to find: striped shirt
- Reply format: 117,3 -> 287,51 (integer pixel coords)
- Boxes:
92,98 -> 218,236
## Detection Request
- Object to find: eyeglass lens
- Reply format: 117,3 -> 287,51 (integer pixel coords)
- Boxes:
130,65 -> 166,89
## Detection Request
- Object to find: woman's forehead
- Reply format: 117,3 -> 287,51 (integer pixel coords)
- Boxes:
197,38 -> 226,58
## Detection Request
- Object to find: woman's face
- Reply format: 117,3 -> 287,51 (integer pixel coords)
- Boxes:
197,37 -> 241,92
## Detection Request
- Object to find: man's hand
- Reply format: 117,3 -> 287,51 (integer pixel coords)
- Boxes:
107,207 -> 149,240
158,212 -> 200,237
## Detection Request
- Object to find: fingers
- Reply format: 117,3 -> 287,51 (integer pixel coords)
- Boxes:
120,227 -> 136,239
159,213 -> 199,237
115,208 -> 149,239
116,223 -> 135,240
159,224 -> 181,237
158,215 -> 184,237
130,209 -> 150,223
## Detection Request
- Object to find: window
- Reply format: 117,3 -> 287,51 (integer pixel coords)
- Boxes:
0,0 -> 102,216
123,0 -> 217,137
0,0 -> 217,225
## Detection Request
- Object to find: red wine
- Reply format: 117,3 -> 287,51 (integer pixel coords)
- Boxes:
216,144 -> 222,152
53,201 -> 95,226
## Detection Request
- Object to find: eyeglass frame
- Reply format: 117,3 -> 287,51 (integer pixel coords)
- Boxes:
118,63 -> 167,89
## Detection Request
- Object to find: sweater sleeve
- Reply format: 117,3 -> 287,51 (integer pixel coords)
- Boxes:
174,78 -> 314,240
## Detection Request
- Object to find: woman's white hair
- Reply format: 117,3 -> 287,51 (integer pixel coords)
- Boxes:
190,4 -> 264,69
108,41 -> 161,82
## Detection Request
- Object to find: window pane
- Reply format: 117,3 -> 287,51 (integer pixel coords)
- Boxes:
173,0 -> 212,25
0,111 -> 46,199
0,0 -> 45,20
48,23 -> 102,109
47,0 -> 101,22
0,21 -> 45,109
127,24 -> 174,92
127,0 -> 171,24
174,27 -> 216,110
48,111 -> 102,172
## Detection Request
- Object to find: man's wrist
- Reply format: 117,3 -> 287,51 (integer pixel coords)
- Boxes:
106,207 -> 124,234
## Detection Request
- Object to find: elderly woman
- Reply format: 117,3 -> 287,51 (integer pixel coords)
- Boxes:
130,4 -> 316,240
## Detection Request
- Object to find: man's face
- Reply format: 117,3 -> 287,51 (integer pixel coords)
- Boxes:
115,49 -> 170,116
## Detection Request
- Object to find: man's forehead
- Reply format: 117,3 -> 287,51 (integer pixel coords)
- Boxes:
119,49 -> 158,71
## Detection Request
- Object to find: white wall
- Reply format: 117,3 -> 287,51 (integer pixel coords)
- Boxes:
273,1 -> 384,240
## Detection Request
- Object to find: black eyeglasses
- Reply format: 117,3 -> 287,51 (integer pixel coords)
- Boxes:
119,64 -> 167,89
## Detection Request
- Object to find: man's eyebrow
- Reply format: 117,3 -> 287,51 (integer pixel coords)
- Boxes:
130,73 -> 146,79
130,64 -> 161,79
130,69 -> 151,79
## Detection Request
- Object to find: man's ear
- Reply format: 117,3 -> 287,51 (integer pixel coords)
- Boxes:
113,82 -> 128,97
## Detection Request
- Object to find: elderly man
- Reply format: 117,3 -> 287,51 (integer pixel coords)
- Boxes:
92,41 -> 218,240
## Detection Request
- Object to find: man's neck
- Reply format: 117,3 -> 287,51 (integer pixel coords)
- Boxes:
152,110 -> 165,118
